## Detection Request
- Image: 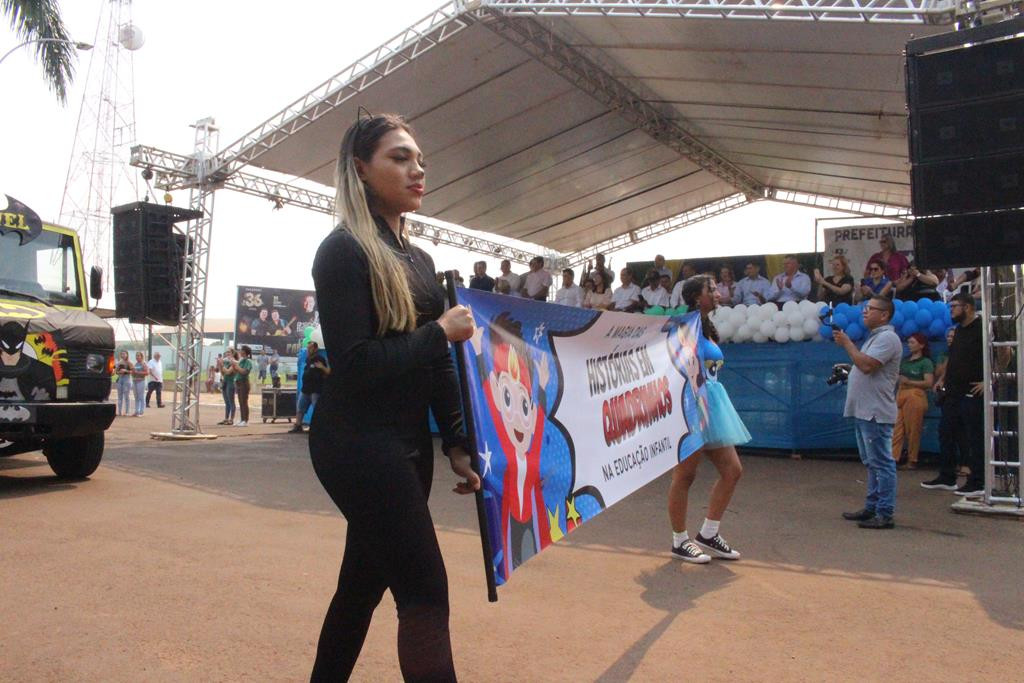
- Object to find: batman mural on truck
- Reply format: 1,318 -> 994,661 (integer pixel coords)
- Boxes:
0,320 -> 60,402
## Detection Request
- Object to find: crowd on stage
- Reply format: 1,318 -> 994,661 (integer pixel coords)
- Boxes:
459,236 -> 982,315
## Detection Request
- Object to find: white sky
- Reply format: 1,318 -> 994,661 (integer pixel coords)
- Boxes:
1,0 -> 857,323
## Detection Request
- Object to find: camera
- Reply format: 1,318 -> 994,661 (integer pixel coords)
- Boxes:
826,363 -> 851,385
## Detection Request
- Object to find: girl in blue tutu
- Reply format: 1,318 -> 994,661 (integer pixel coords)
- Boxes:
668,275 -> 751,563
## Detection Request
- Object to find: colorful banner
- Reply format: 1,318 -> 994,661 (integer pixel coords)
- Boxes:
235,285 -> 318,357
456,288 -> 709,586
822,223 -> 912,280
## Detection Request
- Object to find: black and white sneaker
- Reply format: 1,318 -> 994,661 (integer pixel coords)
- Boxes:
695,533 -> 741,560
671,540 -> 711,564
920,476 -> 957,491
953,482 -> 985,497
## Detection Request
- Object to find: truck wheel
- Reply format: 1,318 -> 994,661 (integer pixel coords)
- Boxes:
44,432 -> 104,480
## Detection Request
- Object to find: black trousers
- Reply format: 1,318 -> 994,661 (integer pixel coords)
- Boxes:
309,438 -> 455,682
146,381 -> 163,407
938,394 -> 984,483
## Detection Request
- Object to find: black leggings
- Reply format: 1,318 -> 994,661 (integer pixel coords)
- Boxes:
309,443 -> 455,682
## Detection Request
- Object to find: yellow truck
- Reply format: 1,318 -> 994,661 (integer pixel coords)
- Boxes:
0,195 -> 115,478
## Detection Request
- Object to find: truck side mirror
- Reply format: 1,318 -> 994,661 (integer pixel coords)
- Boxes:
89,266 -> 104,301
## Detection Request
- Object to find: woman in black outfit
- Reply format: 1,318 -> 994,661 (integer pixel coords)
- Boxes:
308,113 -> 479,682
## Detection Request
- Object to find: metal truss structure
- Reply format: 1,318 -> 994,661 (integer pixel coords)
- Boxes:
482,0 -> 955,23
769,190 -> 909,218
168,119 -> 218,435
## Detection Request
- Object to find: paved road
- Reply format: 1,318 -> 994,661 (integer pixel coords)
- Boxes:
2,407 -> 1022,681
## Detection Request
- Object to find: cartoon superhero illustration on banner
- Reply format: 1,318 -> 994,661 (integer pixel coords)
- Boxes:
470,312 -> 552,578
663,313 -> 709,446
0,321 -> 60,402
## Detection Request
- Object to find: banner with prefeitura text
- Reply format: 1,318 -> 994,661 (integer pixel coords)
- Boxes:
455,288 -> 709,587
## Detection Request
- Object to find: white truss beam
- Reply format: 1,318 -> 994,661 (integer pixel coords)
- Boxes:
769,188 -> 909,217
480,10 -> 767,199
481,0 -> 954,24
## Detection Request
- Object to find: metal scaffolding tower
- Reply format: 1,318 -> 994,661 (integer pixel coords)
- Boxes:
59,0 -> 142,287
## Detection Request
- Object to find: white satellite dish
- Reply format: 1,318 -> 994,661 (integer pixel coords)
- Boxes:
118,24 -> 145,51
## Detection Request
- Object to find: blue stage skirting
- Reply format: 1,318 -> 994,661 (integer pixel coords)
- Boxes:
719,342 -> 942,453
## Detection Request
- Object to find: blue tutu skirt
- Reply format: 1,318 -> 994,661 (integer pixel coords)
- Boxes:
704,382 -> 751,448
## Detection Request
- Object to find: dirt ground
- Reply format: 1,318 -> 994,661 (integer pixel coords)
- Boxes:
2,394 -> 1022,682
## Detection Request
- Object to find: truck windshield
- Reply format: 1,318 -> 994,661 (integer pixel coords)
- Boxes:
0,229 -> 83,307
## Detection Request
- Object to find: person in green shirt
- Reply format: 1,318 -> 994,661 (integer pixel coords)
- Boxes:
234,345 -> 254,427
893,332 -> 935,469
218,347 -> 237,425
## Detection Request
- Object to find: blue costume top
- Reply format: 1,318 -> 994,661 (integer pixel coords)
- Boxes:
699,334 -> 724,383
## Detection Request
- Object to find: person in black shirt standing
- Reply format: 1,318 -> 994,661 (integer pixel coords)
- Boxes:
308,113 -> 479,682
922,292 -> 985,495
289,341 -> 329,434
468,261 -> 495,292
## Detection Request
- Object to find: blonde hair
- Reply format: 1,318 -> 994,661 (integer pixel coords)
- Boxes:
334,114 -> 417,336
830,254 -> 851,278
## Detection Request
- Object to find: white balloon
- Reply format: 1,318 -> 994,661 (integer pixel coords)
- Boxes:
774,327 -> 791,343
782,300 -> 799,314
734,325 -> 750,343
733,303 -> 748,316
752,331 -> 768,343
798,299 -> 817,314
717,322 -> 734,340
759,320 -> 776,337
786,310 -> 803,326
802,317 -> 820,336
789,325 -> 806,342
760,302 -> 777,317
771,311 -> 787,326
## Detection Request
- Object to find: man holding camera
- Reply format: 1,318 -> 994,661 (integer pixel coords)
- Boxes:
834,296 -> 903,529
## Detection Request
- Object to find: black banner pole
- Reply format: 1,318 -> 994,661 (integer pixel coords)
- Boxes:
444,271 -> 498,603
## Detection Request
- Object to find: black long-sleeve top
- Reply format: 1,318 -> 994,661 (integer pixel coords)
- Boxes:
309,216 -> 467,463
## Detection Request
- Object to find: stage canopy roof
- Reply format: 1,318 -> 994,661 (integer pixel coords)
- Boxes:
142,0 -> 953,257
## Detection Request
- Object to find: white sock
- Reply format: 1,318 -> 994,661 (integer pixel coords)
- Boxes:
700,518 -> 720,539
672,530 -> 689,547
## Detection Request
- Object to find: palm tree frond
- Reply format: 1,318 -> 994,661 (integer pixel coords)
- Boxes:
3,0 -> 76,104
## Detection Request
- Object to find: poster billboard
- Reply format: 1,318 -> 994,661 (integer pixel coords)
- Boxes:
822,222 -> 913,280
234,285 -> 318,357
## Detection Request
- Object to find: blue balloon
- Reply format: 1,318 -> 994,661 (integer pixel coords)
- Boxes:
941,306 -> 952,325
845,322 -> 865,341
917,297 -> 934,310
835,303 -> 852,318
928,319 -> 946,339
819,324 -> 834,341
831,312 -> 849,329
901,300 -> 919,317
819,305 -> 831,318
901,320 -> 919,337
915,308 -> 933,327
892,311 -> 905,328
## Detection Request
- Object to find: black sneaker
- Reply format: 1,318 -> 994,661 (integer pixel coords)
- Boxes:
671,540 -> 710,564
695,533 -> 741,560
953,482 -> 984,496
858,515 -> 894,529
842,508 -> 875,521
920,476 -> 957,491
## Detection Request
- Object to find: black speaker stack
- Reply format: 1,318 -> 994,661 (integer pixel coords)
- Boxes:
111,202 -> 202,326
907,16 -> 1024,268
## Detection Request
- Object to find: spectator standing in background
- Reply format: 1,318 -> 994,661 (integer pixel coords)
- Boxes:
716,266 -> 737,306
587,252 -> 614,290
584,273 -> 613,310
860,260 -> 893,300
523,256 -> 552,301
733,262 -> 772,306
835,296 -> 902,529
145,352 -> 164,408
496,259 -> 523,296
218,348 -> 238,425
269,350 -> 280,389
612,268 -> 643,312
814,255 -> 855,306
257,349 -> 269,386
767,255 -> 812,304
653,254 -> 672,280
892,333 -> 934,470
234,346 -> 253,427
867,234 -> 909,283
469,261 -> 495,292
641,270 -> 670,309
115,350 -> 132,416
290,341 -> 330,434
555,268 -> 584,308
131,351 -> 148,417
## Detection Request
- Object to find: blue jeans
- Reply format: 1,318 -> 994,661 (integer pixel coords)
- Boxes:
116,376 -> 132,414
133,380 -> 146,415
854,418 -> 897,518
222,381 -> 236,421
297,392 -> 319,425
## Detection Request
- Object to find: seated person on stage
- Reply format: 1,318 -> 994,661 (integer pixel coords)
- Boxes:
814,254 -> 854,305
641,270 -> 671,309
585,252 -> 615,290
653,254 -> 673,280
583,272 -> 614,310
766,255 -> 811,304
892,261 -> 940,301
523,256 -> 553,301
716,266 -> 737,306
866,234 -> 909,283
469,260 -> 495,292
555,268 -> 584,308
669,262 -> 699,308
612,268 -> 643,313
496,259 -> 523,296
733,261 -> 772,306
860,259 -> 893,300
